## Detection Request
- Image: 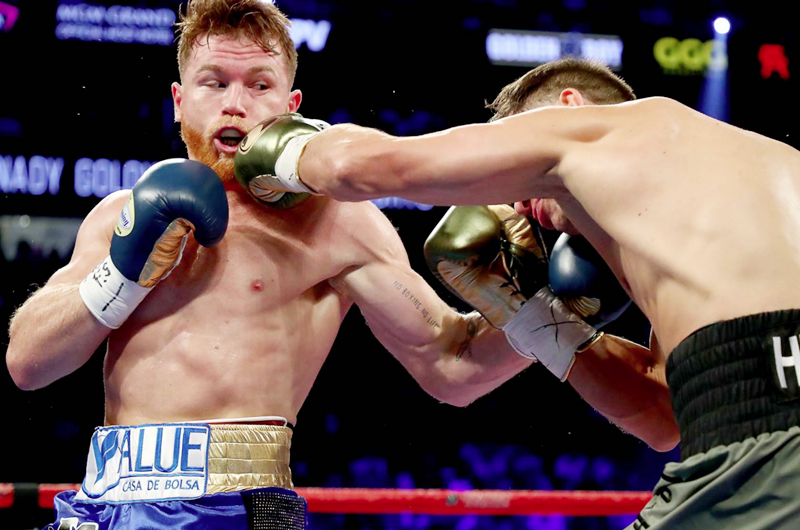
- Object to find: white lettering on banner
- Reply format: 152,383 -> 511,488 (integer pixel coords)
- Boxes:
56,4 -> 174,27
581,37 -> 623,68
75,424 -> 209,504
105,5 -> 174,27
486,29 -> 623,70
291,19 -> 332,52
55,22 -> 173,45
0,154 -> 153,198
486,32 -> 561,64
55,4 -> 329,49
56,3 -> 176,45
0,154 -> 64,195
55,23 -> 103,41
56,4 -> 106,24
74,158 -> 154,198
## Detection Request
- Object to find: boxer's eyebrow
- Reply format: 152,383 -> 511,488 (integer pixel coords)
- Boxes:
244,65 -> 276,76
195,65 -> 276,76
196,64 -> 223,74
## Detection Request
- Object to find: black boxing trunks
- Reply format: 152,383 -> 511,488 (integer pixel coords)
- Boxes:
626,310 -> 800,529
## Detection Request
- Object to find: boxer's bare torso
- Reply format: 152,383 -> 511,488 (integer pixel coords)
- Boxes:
23,185 -> 459,427
102,190 -> 370,425
540,98 -> 800,357
303,97 -> 800,361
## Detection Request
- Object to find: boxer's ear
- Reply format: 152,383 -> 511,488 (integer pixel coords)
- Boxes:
558,88 -> 585,107
172,82 -> 183,122
287,90 -> 302,113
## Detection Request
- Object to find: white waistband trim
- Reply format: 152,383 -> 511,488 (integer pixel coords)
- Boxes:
186,415 -> 289,425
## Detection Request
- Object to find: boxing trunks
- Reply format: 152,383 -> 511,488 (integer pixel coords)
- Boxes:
45,418 -> 307,529
626,310 -> 800,529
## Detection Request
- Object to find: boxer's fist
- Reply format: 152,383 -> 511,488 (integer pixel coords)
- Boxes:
549,233 -> 631,328
80,159 -> 228,329
234,113 -> 329,208
111,158 -> 229,287
425,205 -> 624,381
423,204 -> 549,328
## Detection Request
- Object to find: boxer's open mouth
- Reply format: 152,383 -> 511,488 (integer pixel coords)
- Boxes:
213,127 -> 247,154
218,128 -> 245,147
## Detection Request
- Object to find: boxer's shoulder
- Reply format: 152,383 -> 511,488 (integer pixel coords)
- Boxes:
313,200 -> 411,281
71,190 -> 132,249
85,190 -> 131,224
335,200 -> 405,251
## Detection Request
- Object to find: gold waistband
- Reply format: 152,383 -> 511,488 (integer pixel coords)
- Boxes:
207,424 -> 293,494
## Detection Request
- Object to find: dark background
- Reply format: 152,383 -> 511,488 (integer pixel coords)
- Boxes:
1,0 -> 797,528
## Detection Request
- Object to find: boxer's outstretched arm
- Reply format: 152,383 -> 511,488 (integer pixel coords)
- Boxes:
350,256 -> 678,450
6,192 -> 127,390
329,206 -> 533,407
300,99 -> 664,205
332,222 -> 679,450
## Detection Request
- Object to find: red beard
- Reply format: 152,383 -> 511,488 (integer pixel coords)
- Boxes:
181,116 -> 248,182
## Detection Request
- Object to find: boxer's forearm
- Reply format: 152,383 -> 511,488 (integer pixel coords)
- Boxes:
300,116 -> 563,206
299,124 -> 398,201
426,312 -> 534,407
7,282 -> 110,390
568,334 -> 679,452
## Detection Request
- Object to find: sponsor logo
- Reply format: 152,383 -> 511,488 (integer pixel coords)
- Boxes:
487,29 -> 623,70
771,335 -> 800,399
57,518 -> 99,530
653,37 -> 728,75
114,194 -> 135,237
55,3 -> 176,46
759,44 -> 790,80
76,424 -> 209,504
238,123 -> 267,154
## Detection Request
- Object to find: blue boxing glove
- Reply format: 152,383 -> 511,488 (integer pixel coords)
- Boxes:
79,159 -> 228,328
548,234 -> 631,328
503,231 -> 630,380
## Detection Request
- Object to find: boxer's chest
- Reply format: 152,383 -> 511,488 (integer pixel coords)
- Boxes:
137,205 -> 351,317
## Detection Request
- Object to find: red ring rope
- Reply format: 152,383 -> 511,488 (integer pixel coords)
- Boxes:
0,483 -> 650,515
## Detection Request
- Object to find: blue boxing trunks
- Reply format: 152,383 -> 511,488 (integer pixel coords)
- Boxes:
626,310 -> 800,529
45,418 -> 307,529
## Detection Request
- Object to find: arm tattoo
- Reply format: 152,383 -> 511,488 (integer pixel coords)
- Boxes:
393,280 -> 440,328
455,318 -> 478,361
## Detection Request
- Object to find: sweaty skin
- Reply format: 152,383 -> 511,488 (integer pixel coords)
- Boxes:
6,35 -> 527,426
7,42 -> 681,451
297,95 -> 800,358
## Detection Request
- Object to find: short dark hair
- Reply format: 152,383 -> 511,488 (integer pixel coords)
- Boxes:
176,0 -> 297,84
487,58 -> 636,121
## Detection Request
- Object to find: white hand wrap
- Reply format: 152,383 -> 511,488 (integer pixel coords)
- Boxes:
273,133 -> 321,195
79,256 -> 152,329
502,286 -> 596,381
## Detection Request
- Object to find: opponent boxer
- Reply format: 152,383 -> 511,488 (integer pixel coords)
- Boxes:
235,57 -> 800,528
5,5 -> 640,529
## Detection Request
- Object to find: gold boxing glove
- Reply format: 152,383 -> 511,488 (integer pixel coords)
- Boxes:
424,205 -> 547,326
423,205 -> 597,381
234,113 -> 328,209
